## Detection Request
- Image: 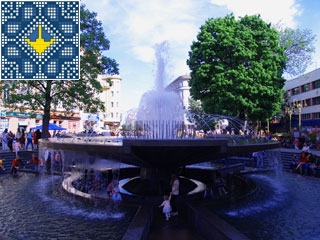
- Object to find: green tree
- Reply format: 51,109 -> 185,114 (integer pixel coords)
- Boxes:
0,4 -> 119,138
187,14 -> 286,123
279,28 -> 316,77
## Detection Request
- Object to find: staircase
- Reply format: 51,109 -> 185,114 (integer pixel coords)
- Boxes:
280,150 -> 296,172
0,150 -> 38,173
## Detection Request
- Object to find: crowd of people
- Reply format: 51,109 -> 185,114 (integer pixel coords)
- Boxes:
72,169 -> 122,201
1,128 -> 42,153
290,146 -> 320,176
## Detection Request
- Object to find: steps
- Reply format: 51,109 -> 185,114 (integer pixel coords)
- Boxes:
0,150 -> 38,174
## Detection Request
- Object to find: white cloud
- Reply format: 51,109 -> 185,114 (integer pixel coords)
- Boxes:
82,0 -> 308,111
210,0 -> 302,28
131,45 -> 154,63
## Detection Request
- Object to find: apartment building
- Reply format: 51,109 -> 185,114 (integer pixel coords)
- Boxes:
284,68 -> 320,131
79,74 -> 122,132
0,74 -> 122,134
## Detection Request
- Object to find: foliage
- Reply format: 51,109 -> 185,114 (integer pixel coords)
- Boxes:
279,28 -> 316,78
187,14 -> 286,123
0,4 -> 119,138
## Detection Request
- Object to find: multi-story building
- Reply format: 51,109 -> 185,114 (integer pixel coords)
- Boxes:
0,74 -> 122,134
165,75 -> 194,134
284,68 -> 320,131
165,74 -> 191,110
79,74 -> 122,133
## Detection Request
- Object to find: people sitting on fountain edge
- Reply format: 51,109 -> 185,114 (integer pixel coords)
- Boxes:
215,172 -> 228,196
0,158 -> 5,172
203,181 -> 214,200
296,152 -> 308,175
290,154 -> 298,173
302,143 -> 310,153
10,156 -> 24,175
28,154 -> 40,172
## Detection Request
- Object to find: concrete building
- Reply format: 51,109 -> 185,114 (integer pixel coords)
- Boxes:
79,74 -> 122,133
284,68 -> 320,131
0,74 -> 122,134
165,74 -> 194,134
166,74 -> 191,110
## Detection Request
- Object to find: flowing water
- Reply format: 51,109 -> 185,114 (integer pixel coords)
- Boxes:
210,173 -> 320,240
0,173 -> 137,240
135,41 -> 185,139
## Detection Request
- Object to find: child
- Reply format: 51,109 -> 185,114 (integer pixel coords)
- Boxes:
0,158 -> 5,172
159,194 -> 172,220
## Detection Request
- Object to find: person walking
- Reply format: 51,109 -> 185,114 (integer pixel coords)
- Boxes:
19,129 -> 26,150
170,173 -> 180,216
1,129 -> 9,151
25,130 -> 34,150
159,194 -> 172,220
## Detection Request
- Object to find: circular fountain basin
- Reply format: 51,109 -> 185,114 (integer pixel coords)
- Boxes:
40,137 -> 280,169
0,174 -> 137,240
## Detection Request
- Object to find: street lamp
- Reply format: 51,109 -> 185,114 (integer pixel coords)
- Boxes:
293,99 -> 307,132
285,106 -> 295,133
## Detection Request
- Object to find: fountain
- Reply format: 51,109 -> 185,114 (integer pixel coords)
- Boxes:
208,172 -> 320,239
0,41 -> 290,240
135,42 -> 185,139
39,41 -> 280,200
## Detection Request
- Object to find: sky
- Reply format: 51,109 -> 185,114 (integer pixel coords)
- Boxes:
81,0 -> 320,113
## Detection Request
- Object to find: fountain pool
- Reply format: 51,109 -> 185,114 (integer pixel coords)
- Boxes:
0,173 -> 137,240
210,172 -> 320,240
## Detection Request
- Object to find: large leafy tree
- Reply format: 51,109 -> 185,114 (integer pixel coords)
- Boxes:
279,28 -> 316,77
187,14 -> 286,123
0,4 -> 119,138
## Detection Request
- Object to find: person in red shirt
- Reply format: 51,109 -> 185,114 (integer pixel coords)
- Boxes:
296,152 -> 308,174
10,156 -> 22,175
29,154 -> 40,172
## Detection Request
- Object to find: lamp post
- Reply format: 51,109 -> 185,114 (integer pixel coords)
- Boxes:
285,106 -> 294,133
293,99 -> 307,133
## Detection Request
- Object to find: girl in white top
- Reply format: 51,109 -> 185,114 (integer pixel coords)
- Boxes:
159,194 -> 172,220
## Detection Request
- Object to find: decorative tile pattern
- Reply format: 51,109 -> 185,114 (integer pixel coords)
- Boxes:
1,0 -> 80,80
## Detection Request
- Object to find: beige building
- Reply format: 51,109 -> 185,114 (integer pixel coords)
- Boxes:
0,74 -> 122,134
79,74 -> 122,133
166,74 -> 191,110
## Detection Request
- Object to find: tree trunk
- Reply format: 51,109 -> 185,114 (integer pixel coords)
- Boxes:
42,81 -> 52,139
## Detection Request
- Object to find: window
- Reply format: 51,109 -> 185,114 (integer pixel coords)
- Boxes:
293,87 -> 300,95
313,96 -> 320,105
302,84 -> 310,92
302,114 -> 311,120
312,80 -> 320,89
111,102 -> 114,108
287,90 -> 291,97
305,99 -> 311,106
313,112 -> 320,119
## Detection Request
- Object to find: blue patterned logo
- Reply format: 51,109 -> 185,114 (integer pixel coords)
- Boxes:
1,0 -> 80,80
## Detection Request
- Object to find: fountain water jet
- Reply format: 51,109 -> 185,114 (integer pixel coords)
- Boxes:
135,42 -> 185,139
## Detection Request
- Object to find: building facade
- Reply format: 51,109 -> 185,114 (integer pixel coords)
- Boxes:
0,74 -> 122,134
79,74 -> 122,133
165,74 -> 191,110
284,68 -> 320,131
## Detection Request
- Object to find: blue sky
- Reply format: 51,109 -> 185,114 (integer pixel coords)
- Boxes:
81,0 -> 320,112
